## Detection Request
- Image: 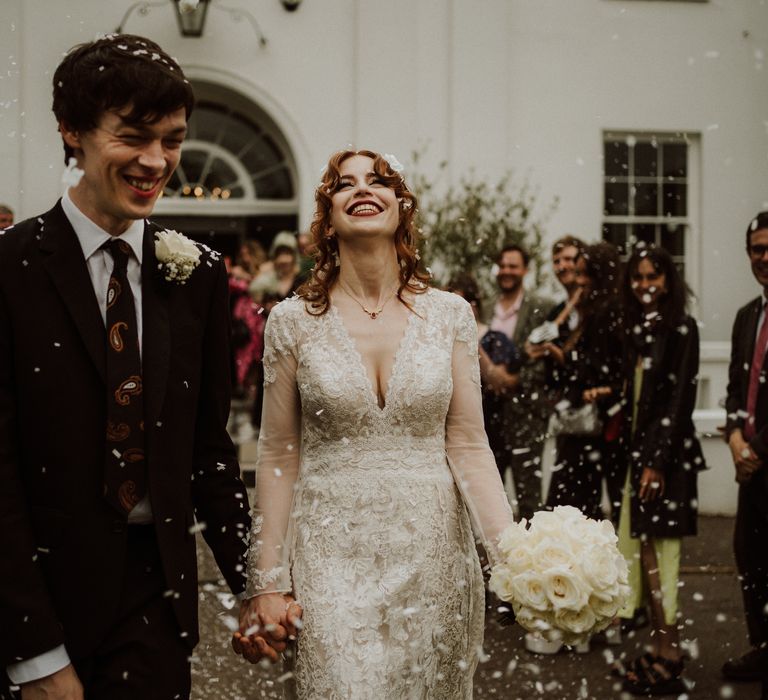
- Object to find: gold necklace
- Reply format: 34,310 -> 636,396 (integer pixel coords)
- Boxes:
339,280 -> 399,320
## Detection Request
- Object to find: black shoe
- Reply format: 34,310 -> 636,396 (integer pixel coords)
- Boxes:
722,648 -> 763,682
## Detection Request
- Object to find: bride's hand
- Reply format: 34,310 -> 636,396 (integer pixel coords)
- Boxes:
232,593 -> 303,664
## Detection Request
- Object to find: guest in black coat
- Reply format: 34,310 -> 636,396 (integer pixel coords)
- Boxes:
722,212 -> 768,697
616,245 -> 705,696
545,242 -> 624,522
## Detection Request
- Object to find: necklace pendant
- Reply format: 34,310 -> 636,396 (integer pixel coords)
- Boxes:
370,311 -> 378,319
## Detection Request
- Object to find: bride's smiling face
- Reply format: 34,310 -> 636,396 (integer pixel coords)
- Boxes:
329,155 -> 400,241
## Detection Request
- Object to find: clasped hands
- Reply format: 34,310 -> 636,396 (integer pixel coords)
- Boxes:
232,592 -> 303,664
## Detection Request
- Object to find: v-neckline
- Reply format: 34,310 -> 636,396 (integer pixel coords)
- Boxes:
330,293 -> 422,413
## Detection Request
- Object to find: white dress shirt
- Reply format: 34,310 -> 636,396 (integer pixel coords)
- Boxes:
7,193 -> 152,685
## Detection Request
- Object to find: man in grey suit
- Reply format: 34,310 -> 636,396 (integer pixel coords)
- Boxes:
482,245 -> 553,521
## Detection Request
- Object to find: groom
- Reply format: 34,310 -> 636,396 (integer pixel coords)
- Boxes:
0,35 -> 251,699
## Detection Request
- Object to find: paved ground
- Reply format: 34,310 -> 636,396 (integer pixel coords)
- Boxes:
192,513 -> 763,700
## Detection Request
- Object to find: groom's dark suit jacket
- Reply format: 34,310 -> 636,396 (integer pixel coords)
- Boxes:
0,202 -> 250,668
725,294 -> 768,656
726,295 -> 768,468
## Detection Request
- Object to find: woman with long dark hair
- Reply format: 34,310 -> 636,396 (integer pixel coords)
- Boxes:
616,245 -> 705,695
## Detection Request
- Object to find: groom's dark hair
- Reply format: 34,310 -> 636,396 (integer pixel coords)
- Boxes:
52,33 -> 195,162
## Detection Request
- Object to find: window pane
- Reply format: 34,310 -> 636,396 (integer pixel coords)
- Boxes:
602,223 -> 629,255
663,143 -> 687,178
179,149 -> 207,186
203,158 -> 238,197
634,141 -> 659,178
604,141 -> 629,177
661,224 -> 686,256
663,183 -> 687,216
634,183 -> 659,216
604,182 -> 629,215
631,224 -> 657,247
253,168 -> 294,199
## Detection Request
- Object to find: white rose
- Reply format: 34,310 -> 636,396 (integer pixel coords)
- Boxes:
488,567 -> 516,603
580,544 -> 620,592
496,521 -> 529,557
513,606 -> 560,639
509,571 -> 550,612
500,541 -> 534,576
588,593 -> 621,621
155,229 -> 201,262
554,605 -> 597,635
542,566 -> 589,611
532,538 -> 574,572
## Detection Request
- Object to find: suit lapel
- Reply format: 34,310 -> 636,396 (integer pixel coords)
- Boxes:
740,298 -> 762,400
141,224 -> 170,430
39,202 -> 106,382
513,295 -> 532,345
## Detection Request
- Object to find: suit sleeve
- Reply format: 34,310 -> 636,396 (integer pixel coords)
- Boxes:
0,270 -> 66,667
724,307 -> 747,440
190,258 -> 251,595
516,297 -> 555,397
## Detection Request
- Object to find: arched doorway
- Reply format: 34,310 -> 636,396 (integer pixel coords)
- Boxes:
152,80 -> 299,262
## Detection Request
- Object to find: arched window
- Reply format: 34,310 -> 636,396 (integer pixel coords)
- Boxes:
153,81 -> 299,257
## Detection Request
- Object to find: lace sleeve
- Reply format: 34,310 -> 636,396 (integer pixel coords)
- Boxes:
245,303 -> 302,598
445,299 -> 515,565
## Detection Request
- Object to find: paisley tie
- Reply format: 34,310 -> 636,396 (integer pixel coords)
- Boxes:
103,238 -> 147,516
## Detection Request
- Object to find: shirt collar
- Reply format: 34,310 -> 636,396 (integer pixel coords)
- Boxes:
62,190 -> 145,264
494,292 -> 524,319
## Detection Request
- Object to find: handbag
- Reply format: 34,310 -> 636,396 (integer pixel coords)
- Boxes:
550,402 -> 603,437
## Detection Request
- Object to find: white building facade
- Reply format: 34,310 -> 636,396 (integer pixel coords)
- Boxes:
2,0 -> 767,513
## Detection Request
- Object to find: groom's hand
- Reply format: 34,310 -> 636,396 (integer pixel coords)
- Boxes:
232,593 -> 303,664
20,664 -> 83,700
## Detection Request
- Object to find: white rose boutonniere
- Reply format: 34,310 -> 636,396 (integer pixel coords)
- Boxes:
155,229 -> 202,284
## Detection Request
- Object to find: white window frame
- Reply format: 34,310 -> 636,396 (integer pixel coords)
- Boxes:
602,130 -> 701,303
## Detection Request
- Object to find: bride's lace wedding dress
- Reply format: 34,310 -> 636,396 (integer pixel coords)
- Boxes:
246,288 -> 513,699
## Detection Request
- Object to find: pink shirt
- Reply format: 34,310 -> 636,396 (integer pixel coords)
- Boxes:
490,293 -> 523,340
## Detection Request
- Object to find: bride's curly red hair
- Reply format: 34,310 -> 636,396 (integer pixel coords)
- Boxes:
297,149 -> 430,315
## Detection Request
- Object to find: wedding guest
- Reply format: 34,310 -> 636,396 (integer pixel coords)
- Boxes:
235,239 -> 268,278
233,149 -> 515,696
722,211 -> 768,695
297,229 -> 315,277
545,242 -> 624,519
616,245 -> 705,696
483,245 -> 553,520
447,273 -> 520,395
249,232 -> 302,303
0,35 -> 252,699
0,204 -> 13,229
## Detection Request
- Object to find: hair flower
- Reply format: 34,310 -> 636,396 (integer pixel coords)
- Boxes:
155,229 -> 201,284
383,153 -> 405,174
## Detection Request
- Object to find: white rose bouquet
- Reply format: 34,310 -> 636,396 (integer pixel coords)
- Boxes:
489,506 -> 629,646
155,229 -> 202,284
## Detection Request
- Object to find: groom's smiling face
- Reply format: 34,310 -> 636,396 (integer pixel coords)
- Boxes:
60,106 -> 187,236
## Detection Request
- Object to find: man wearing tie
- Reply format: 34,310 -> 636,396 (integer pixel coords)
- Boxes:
0,35 -> 251,699
723,211 -> 768,698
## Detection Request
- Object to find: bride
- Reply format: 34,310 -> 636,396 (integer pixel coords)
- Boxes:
233,149 -> 515,698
